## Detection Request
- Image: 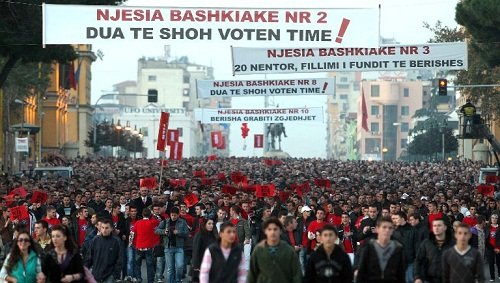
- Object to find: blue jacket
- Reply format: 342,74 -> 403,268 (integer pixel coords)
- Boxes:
155,218 -> 189,248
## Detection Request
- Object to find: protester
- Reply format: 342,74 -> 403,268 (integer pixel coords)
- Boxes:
485,214 -> 500,282
414,218 -> 455,283
356,216 -> 405,283
442,222 -> 485,283
155,207 -> 189,283
192,218 -> 217,282
33,220 -> 51,252
247,217 -> 301,283
199,222 -> 246,283
391,211 -> 417,283
130,208 -> 160,283
0,231 -> 45,283
41,225 -> 85,283
84,218 -> 123,283
338,212 -> 358,265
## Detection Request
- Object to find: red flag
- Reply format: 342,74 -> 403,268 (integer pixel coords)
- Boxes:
169,142 -> 183,160
314,179 -> 332,188
11,186 -> 28,198
478,185 -> 495,197
264,159 -> 283,167
291,182 -> 310,197
169,179 -> 187,188
256,184 -> 276,198
66,61 -> 77,90
216,136 -> 226,150
3,194 -> 15,206
207,155 -> 217,161
254,134 -> 264,148
140,177 -> 157,189
211,131 -> 223,148
486,175 -> 499,183
31,190 -> 48,204
193,171 -> 206,178
157,112 -> 170,151
167,129 -> 179,146
217,173 -> 226,181
184,193 -> 199,208
279,191 -> 290,202
201,178 -> 214,186
9,206 -> 29,221
361,87 -> 369,132
231,172 -> 247,184
222,184 -> 237,195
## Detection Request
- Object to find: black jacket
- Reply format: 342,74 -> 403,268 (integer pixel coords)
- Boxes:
304,245 -> 353,283
84,234 -> 123,281
358,218 -> 377,241
56,205 -> 77,220
356,239 -> 405,283
42,249 -> 85,283
130,197 -> 153,215
207,243 -> 242,283
192,231 -> 217,271
281,228 -> 301,247
87,200 -> 105,214
337,224 -> 358,253
393,222 -> 417,264
414,235 -> 455,282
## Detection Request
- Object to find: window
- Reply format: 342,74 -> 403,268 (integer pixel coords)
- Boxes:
340,94 -> 348,100
371,122 -> 379,132
183,74 -> 190,84
401,106 -> 410,116
365,138 -> 381,154
338,84 -> 350,89
371,85 -> 380,97
403,88 -> 409,97
342,103 -> 349,112
401,123 -> 409,132
182,101 -> 190,109
340,77 -> 348,82
353,84 -> 360,91
183,89 -> 190,97
148,75 -> 156,82
401,139 -> 408,149
177,127 -> 183,137
371,105 -> 379,116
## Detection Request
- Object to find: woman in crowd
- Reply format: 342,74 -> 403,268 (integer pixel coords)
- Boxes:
0,230 -> 45,283
41,225 -> 85,283
191,217 -> 218,282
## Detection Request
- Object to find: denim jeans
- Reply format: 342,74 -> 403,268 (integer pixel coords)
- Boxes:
299,247 -> 307,275
127,247 -> 137,279
155,255 -> 165,280
136,249 -> 155,283
405,264 -> 414,283
165,247 -> 184,283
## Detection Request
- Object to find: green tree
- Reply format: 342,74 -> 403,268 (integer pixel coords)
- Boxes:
423,21 -> 500,118
456,0 -> 500,67
0,0 -> 125,88
408,127 -> 458,158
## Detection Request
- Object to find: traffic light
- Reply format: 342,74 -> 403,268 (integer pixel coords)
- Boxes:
147,89 -> 158,103
438,79 -> 447,96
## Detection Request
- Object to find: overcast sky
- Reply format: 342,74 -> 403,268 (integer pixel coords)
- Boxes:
90,0 -> 459,158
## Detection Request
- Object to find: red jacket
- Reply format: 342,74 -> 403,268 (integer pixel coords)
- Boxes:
132,218 -> 160,249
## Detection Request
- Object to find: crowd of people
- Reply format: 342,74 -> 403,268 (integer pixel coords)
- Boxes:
0,156 -> 497,283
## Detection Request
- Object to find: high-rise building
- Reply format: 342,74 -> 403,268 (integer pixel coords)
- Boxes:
357,80 -> 423,161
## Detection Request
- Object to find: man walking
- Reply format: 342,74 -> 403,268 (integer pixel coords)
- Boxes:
85,218 -> 123,283
414,218 -> 455,283
199,222 -> 247,283
155,207 -> 189,283
304,224 -> 353,283
356,216 -> 405,283
130,208 -> 160,283
248,217 -> 302,283
442,223 -> 485,283
391,212 -> 417,283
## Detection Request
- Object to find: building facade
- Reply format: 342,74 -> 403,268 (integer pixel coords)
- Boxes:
357,80 -> 423,161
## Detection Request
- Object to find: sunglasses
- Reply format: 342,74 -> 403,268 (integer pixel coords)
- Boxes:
17,238 -> 30,243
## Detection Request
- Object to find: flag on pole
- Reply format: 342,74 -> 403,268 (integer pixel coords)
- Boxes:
254,134 -> 264,148
157,112 -> 170,151
361,87 -> 369,132
211,131 -> 222,148
169,142 -> 183,160
167,129 -> 179,146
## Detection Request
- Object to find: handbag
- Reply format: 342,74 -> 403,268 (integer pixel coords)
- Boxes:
83,266 -> 97,283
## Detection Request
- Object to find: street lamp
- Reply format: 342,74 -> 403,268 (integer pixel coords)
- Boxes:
132,125 -> 139,135
382,147 -> 388,153
125,121 -> 131,131
116,120 -> 122,130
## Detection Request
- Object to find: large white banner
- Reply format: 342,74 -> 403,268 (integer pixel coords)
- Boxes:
197,78 -> 335,98
195,107 -> 324,123
43,4 -> 379,46
231,42 -> 468,74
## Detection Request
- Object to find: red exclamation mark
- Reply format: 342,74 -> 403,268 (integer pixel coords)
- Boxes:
335,18 -> 351,44
322,82 -> 328,93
